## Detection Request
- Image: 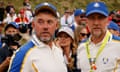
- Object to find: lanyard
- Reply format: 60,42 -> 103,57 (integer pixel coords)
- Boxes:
85,31 -> 111,72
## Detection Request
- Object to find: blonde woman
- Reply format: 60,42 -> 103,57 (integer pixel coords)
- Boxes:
74,25 -> 89,46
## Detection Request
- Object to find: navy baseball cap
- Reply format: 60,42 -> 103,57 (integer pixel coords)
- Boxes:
8,22 -> 19,29
4,22 -> 19,31
86,2 -> 109,17
35,2 -> 58,18
74,9 -> 85,16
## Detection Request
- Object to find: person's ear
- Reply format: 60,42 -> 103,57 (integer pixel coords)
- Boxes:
86,19 -> 88,24
106,18 -> 110,26
55,20 -> 59,30
85,18 -> 89,26
32,20 -> 35,29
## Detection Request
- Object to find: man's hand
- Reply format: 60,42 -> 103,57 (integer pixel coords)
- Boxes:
0,57 -> 11,72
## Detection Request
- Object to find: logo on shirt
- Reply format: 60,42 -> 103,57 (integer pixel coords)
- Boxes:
103,57 -> 109,64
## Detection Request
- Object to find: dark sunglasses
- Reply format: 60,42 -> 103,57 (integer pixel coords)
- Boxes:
80,33 -> 89,37
116,14 -> 120,18
80,15 -> 86,18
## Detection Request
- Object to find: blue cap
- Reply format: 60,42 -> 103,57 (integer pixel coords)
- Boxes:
9,22 -> 19,29
35,2 -> 57,17
74,9 -> 85,16
86,2 -> 109,17
108,21 -> 119,31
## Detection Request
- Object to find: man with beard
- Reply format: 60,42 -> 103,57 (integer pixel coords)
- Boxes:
77,1 -> 120,72
0,22 -> 20,72
8,2 -> 67,72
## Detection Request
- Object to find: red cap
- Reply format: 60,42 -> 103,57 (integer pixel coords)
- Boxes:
19,9 -> 25,14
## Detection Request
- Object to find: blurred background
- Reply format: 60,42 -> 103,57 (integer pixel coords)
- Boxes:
1,0 -> 120,15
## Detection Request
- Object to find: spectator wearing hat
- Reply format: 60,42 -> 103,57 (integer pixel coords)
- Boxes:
4,22 -> 19,35
3,22 -> 21,47
74,9 -> 86,27
77,1 -> 120,72
8,2 -> 67,72
15,9 -> 29,25
73,9 -> 86,28
15,9 -> 30,34
4,22 -> 29,46
56,26 -> 80,72
0,22 -> 20,72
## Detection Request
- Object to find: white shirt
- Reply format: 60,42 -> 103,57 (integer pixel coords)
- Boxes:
77,32 -> 120,72
25,10 -> 33,23
3,14 -> 17,24
73,21 -> 78,28
20,34 -> 67,72
60,15 -> 73,27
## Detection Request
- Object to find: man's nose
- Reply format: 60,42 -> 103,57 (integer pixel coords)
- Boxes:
94,19 -> 99,25
43,22 -> 49,31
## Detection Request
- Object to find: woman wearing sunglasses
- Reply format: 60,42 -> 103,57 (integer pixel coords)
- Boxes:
74,25 -> 90,46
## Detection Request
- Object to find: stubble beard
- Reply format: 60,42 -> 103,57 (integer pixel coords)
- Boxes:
39,36 -> 53,44
92,29 -> 102,38
92,28 -> 107,39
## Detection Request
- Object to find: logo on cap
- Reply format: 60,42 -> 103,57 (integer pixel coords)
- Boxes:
44,2 -> 49,6
81,9 -> 85,13
94,3 -> 99,8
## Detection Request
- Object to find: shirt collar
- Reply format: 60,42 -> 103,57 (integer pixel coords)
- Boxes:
31,33 -> 56,50
31,33 -> 45,47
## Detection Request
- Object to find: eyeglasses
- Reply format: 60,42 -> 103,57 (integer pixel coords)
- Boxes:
80,33 -> 89,37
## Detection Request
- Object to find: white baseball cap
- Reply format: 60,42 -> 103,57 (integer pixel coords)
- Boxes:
57,26 -> 74,39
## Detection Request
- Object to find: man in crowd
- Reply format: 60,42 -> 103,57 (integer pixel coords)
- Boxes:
8,2 -> 67,72
77,1 -> 120,72
60,9 -> 73,27
73,9 -> 86,28
0,22 -> 20,72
